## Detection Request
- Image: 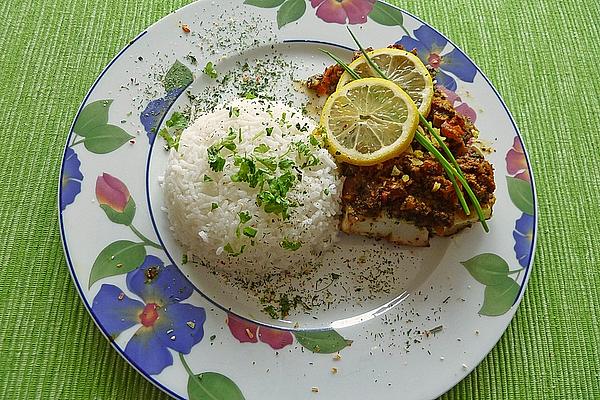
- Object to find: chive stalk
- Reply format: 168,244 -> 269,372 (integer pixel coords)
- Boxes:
419,114 -> 465,179
346,28 -> 388,80
415,127 -> 470,215
321,28 -> 489,232
415,129 -> 488,231
319,49 -> 361,80
348,27 -> 467,181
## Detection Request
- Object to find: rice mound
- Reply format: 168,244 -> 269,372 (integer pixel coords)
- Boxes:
162,99 -> 342,274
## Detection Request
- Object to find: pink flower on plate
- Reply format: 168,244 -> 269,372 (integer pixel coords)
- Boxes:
439,85 -> 478,123
506,137 -> 530,182
455,103 -> 477,123
226,313 -> 293,350
440,86 -> 461,105
310,0 -> 375,25
96,173 -> 130,212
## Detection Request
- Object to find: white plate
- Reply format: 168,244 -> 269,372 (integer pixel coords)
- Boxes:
59,1 -> 537,399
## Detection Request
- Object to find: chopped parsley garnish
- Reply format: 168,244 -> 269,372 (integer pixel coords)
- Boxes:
238,211 -> 252,224
265,127 -> 274,136
278,158 -> 295,170
256,170 -> 296,219
269,170 -> 295,196
231,156 -> 268,188
242,226 -> 257,238
211,202 -> 219,210
229,106 -> 240,118
233,61 -> 277,101
206,129 -> 237,172
222,129 -> 238,150
158,112 -> 189,151
279,294 -> 292,318
181,254 -> 188,265
257,191 -> 293,219
159,130 -> 177,150
309,135 -> 319,146
280,238 -> 302,251
253,143 -> 270,154
224,243 -> 246,257
166,112 -> 188,130
255,155 -> 277,172
260,292 -> 307,319
263,305 -> 279,319
294,141 -> 310,156
207,147 -> 226,172
203,62 -> 218,79
235,211 -> 252,237
203,175 -> 213,182
293,141 -> 320,168
226,137 -> 324,220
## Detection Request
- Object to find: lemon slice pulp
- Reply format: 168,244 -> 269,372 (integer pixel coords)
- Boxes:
337,48 -> 434,115
320,77 -> 419,166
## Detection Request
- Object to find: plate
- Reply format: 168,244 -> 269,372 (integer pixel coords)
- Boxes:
58,1 -> 537,399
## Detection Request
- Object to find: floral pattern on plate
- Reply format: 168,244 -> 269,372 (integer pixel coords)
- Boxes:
92,256 -> 206,374
59,2 -> 537,398
397,25 -> 477,91
506,137 -> 535,268
141,61 -> 193,145
61,147 -> 83,210
227,313 -> 294,350
226,313 -> 352,353
245,0 -> 409,31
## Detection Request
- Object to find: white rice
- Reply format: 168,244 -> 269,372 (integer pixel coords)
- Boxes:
162,99 -> 342,274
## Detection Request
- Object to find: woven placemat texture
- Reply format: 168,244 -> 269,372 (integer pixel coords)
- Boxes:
1,0 -> 598,398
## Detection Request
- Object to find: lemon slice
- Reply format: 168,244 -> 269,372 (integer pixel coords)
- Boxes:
321,77 -> 419,166
337,48 -> 434,115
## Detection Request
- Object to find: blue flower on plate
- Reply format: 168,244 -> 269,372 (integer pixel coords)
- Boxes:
397,25 -> 477,91
513,213 -> 534,268
92,255 -> 206,375
61,147 -> 83,210
140,87 -> 186,145
140,60 -> 193,144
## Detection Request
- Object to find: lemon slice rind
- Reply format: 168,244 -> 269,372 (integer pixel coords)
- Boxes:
337,48 -> 434,116
321,77 -> 419,166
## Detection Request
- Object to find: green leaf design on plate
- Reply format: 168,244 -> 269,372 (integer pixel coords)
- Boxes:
461,253 -> 510,286
83,124 -> 134,154
479,277 -> 520,316
100,197 -> 135,226
277,0 -> 306,29
72,99 -> 134,154
506,176 -> 534,215
461,253 -> 522,316
73,100 -> 111,136
88,240 -> 146,288
188,372 -> 245,400
368,1 -> 404,26
244,0 -> 285,7
164,60 -> 193,93
294,329 -> 352,354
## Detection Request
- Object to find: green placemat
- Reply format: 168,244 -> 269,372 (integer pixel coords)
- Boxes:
1,0 -> 599,398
